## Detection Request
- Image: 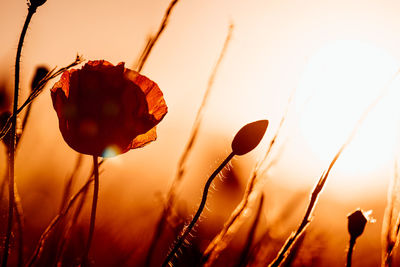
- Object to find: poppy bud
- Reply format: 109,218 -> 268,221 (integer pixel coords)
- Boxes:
29,0 -> 47,9
231,120 -> 268,156
31,66 -> 49,92
347,209 -> 367,239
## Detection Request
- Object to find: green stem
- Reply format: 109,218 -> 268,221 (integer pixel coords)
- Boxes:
161,152 -> 235,267
2,6 -> 36,267
83,155 -> 99,266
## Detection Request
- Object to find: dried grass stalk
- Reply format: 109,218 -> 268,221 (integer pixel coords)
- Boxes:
144,23 -> 234,266
135,0 -> 180,72
0,55 -> 83,142
59,154 -> 83,212
268,72 -> 398,267
236,193 -> 265,267
382,160 -> 400,267
26,160 -> 104,266
202,90 -> 293,266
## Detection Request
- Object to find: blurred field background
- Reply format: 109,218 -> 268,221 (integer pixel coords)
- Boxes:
2,0 -> 400,266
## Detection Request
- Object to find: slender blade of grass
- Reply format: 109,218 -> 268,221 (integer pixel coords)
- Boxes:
134,0 -> 180,72
268,70 -> 400,267
26,160 -> 104,266
144,23 -> 234,266
0,55 -> 83,142
382,160 -> 400,267
202,88 -> 293,266
235,193 -> 265,267
3,6 -> 36,266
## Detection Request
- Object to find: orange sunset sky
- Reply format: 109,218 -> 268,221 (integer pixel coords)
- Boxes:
2,1 -> 400,266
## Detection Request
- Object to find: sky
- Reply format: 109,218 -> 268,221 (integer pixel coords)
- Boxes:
2,1 -> 400,265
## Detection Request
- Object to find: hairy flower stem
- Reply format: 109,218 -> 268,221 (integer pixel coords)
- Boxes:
346,236 -> 356,267
2,6 -> 37,267
161,152 -> 235,267
83,156 -> 100,266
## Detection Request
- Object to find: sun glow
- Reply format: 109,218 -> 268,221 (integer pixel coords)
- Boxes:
296,40 -> 400,176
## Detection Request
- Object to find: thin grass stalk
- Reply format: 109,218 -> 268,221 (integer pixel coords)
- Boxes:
281,231 -> 306,267
82,156 -> 100,266
56,157 -> 93,264
2,5 -> 37,266
26,179 -> 93,266
382,160 -> 400,267
56,182 -> 91,265
6,67 -> 49,267
236,193 -> 265,267
248,227 -> 275,266
167,23 -> 233,202
13,57 -> 83,264
27,160 -> 104,266
389,214 -> 400,264
0,55 -> 83,142
26,166 -> 100,266
238,192 -> 307,266
268,171 -> 325,267
268,74 -> 398,267
268,141 -> 354,266
144,24 -> 234,266
135,0 -> 180,72
59,154 -> 83,212
202,89 -> 293,266
161,152 -> 235,267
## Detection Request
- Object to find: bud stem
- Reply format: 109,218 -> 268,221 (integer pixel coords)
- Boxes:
162,152 -> 235,267
346,236 -> 356,267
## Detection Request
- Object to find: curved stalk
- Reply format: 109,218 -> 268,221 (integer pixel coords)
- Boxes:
161,152 -> 234,267
2,6 -> 37,267
346,237 -> 356,267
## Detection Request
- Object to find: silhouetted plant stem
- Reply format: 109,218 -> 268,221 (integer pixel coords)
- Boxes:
236,194 -> 264,267
83,155 -> 100,265
346,236 -> 356,267
27,160 -> 103,266
8,68 -> 48,267
135,0 -> 180,72
60,154 -> 83,212
56,181 -> 91,265
2,5 -> 36,267
161,152 -> 235,267
202,94 -> 290,266
382,160 -> 400,267
145,24 -> 234,267
0,55 -> 83,142
268,70 -> 396,267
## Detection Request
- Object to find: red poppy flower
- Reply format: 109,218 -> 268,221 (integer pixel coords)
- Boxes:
51,60 -> 167,157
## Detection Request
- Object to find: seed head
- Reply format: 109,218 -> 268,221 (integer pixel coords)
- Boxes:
31,66 -> 49,92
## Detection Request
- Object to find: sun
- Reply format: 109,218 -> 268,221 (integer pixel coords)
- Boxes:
296,40 -> 400,176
